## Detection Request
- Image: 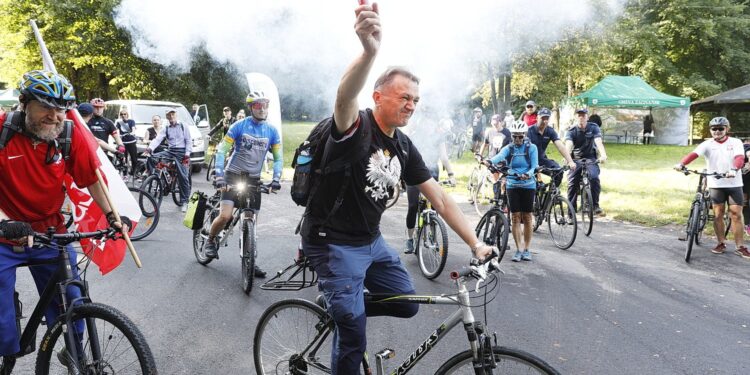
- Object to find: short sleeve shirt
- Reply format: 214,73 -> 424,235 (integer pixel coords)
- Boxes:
87,115 -> 117,143
565,123 -> 601,159
693,137 -> 744,188
527,125 -> 560,161
224,118 -> 280,177
484,128 -> 511,158
0,112 -> 100,236
302,109 -> 432,245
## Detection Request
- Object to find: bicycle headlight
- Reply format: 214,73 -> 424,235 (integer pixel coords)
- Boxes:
236,182 -> 246,192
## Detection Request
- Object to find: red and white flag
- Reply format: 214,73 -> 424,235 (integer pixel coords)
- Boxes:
64,110 -> 142,275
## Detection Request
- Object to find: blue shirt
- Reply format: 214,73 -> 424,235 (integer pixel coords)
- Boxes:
565,123 -> 601,159
527,125 -> 559,161
218,117 -> 281,179
148,121 -> 192,155
490,141 -> 538,190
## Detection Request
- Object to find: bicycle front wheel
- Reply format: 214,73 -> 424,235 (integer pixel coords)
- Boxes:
476,209 -> 509,262
241,219 -> 256,295
436,346 -> 559,374
193,205 -> 218,265
128,187 -> 160,241
140,175 -> 163,207
685,201 -> 701,262
416,214 -> 449,280
36,302 -> 156,375
473,179 -> 495,216
254,299 -> 334,375
548,195 -> 577,250
579,185 -> 594,236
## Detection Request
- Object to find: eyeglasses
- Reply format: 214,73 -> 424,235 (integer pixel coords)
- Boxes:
526,105 -> 534,109
511,135 -> 525,139
250,101 -> 269,110
710,127 -> 726,132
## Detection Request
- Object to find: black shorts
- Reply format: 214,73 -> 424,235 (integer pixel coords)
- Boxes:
507,188 -> 535,213
221,173 -> 262,211
709,187 -> 743,206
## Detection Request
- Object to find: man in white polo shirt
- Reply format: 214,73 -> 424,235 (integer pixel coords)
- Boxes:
675,116 -> 749,259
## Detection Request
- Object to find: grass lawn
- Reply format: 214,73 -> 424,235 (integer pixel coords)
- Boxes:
275,121 -> 703,227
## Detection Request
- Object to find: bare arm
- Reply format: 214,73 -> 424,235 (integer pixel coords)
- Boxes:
554,139 -> 576,169
333,3 -> 381,134
418,179 -> 492,259
594,137 -> 608,162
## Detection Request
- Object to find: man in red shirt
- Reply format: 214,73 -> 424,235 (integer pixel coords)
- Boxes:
0,70 -> 129,356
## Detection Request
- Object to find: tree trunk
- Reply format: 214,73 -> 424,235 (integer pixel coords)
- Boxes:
503,72 -> 512,112
98,72 -> 109,100
487,62 -> 498,114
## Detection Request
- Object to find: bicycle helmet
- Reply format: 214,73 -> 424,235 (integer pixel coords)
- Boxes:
508,120 -> 528,134
18,70 -> 76,110
90,98 -> 105,107
709,116 -> 729,127
473,107 -> 482,112
246,91 -> 269,105
538,108 -> 552,117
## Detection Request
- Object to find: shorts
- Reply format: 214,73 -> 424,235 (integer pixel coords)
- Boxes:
221,173 -> 262,211
709,187 -> 743,206
507,187 -> 535,213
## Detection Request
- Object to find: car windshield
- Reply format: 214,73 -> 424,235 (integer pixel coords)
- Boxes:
130,104 -> 195,126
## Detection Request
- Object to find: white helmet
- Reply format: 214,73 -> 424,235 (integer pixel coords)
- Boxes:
508,120 -> 528,134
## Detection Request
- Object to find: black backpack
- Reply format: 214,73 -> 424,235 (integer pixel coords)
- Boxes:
0,111 -> 73,162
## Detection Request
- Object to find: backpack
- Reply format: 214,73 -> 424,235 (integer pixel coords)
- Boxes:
0,111 -> 73,161
505,140 -> 532,166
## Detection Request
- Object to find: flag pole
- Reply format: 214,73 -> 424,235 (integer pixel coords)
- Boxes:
30,19 -> 142,268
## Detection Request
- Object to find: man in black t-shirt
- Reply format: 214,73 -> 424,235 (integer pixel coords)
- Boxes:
87,98 -> 124,156
300,4 -> 494,374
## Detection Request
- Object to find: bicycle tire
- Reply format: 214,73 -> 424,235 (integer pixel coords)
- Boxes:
685,201 -> 701,263
61,195 -> 74,230
140,175 -> 163,207
254,299 -> 333,375
533,188 -> 545,232
695,201 -> 708,245
548,195 -> 577,250
416,214 -> 449,280
475,209 -> 509,262
205,154 -> 215,181
171,171 -> 192,207
435,346 -> 559,375
467,167 -> 480,202
241,219 -> 256,295
128,187 -> 160,241
580,185 -> 594,236
473,178 -> 495,216
723,211 -> 731,238
385,181 -> 401,209
36,302 -> 157,375
193,205 -> 218,265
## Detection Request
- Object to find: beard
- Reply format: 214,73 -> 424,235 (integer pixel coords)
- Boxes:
26,116 -> 64,141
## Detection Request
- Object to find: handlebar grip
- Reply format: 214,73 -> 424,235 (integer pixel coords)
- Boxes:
450,268 -> 473,280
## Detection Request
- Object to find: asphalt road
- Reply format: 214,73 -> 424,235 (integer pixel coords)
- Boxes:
13,176 -> 750,374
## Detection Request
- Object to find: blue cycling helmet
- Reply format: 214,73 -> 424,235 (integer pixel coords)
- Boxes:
18,70 -> 76,110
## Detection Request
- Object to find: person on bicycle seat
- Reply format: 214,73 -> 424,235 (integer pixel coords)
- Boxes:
674,117 -> 749,258
487,120 -> 539,262
202,91 -> 283,276
143,109 -> 192,212
527,108 -> 576,187
0,70 -> 129,357
565,108 -> 608,216
87,97 -> 125,159
299,4 -> 494,374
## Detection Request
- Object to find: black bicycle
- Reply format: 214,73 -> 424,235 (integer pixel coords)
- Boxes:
0,228 -> 156,374
533,166 -> 578,250
192,179 -> 273,294
474,163 -> 512,262
140,156 -> 190,208
112,151 -> 146,187
410,181 -> 451,279
252,251 -> 559,374
679,167 -> 729,262
571,159 -> 600,236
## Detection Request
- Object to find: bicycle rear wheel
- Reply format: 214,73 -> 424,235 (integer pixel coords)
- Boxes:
241,219 -> 256,295
416,214 -> 449,280
193,204 -> 218,265
579,185 -> 594,236
140,175 -> 163,207
128,187 -> 160,241
475,209 -> 509,262
436,346 -> 559,374
685,201 -> 701,263
548,195 -> 577,250
473,178 -> 495,216
35,302 -> 156,375
254,299 -> 333,375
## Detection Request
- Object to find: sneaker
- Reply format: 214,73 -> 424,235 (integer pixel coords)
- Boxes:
735,246 -> 750,259
711,242 -> 727,254
254,264 -> 267,278
404,238 -> 415,254
180,204 -> 187,213
204,237 -> 219,259
521,249 -> 532,261
511,250 -> 522,262
677,232 -> 687,241
594,206 -> 605,216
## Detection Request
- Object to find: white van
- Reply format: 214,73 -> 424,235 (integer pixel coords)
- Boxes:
104,100 -> 207,172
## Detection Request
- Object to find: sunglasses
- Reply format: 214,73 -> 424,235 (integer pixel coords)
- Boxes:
710,127 -> 726,132
526,105 -> 534,108
512,135 -> 525,139
250,101 -> 269,110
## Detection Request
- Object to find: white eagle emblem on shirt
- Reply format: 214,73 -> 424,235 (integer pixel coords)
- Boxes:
365,149 -> 401,200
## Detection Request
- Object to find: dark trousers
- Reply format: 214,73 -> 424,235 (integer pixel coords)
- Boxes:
123,142 -> 138,177
567,159 -> 601,209
147,148 -> 191,205
303,236 -> 418,375
539,158 -> 562,187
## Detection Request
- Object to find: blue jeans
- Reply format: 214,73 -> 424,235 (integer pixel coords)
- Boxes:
303,235 -> 418,375
567,159 -> 601,209
147,148 -> 191,205
0,243 -> 83,356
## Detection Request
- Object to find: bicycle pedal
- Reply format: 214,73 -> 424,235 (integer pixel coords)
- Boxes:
375,348 -> 396,360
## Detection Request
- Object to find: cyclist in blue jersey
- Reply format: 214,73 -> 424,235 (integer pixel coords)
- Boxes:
487,121 -> 538,262
203,91 -> 282,275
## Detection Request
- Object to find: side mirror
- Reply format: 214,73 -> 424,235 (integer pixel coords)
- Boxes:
197,120 -> 209,128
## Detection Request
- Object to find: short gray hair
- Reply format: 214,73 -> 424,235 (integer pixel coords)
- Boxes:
374,66 -> 420,90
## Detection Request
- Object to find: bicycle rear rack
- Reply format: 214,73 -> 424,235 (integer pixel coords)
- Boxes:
260,255 -> 318,291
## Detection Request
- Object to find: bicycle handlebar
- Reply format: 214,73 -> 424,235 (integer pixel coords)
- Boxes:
679,167 -> 726,178
0,228 -> 116,246
450,250 -> 500,281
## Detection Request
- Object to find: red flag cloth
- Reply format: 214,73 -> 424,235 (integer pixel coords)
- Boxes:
65,110 -> 140,275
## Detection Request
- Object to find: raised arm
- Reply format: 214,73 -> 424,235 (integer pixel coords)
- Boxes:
333,2 -> 381,134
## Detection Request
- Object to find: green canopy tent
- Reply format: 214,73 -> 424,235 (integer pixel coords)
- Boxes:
569,76 -> 691,145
